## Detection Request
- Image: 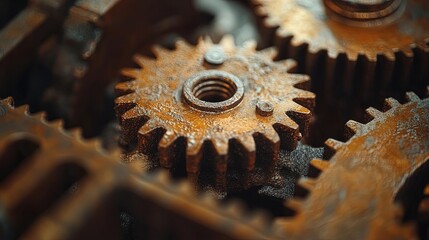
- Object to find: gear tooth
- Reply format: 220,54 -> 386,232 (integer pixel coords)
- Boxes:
344,120 -> 364,138
285,198 -> 303,212
224,200 -> 246,217
115,80 -> 136,96
32,112 -> 47,122
152,170 -> 170,185
258,47 -> 277,60
186,139 -> 204,173
307,158 -> 330,178
151,45 -> 169,58
247,210 -> 270,229
297,177 -> 317,191
273,217 -> 294,228
200,191 -> 218,207
383,97 -> 401,110
86,138 -> 103,151
15,105 -> 29,114
405,92 -> 420,102
121,68 -> 139,79
175,39 -> 192,51
138,119 -> 159,135
158,131 -> 179,168
211,139 -> 229,191
119,107 -> 147,147
219,34 -> 235,47
212,138 -> 229,156
276,59 -> 298,72
176,180 -> 194,196
0,97 -> 14,107
310,158 -> 330,171
121,107 -> 142,121
109,148 -> 122,159
292,94 -> 316,113
273,121 -> 299,151
134,55 -> 156,68
203,35 -> 214,45
236,135 -> 256,171
115,92 -> 137,106
286,104 -> 312,136
243,39 -> 257,50
138,120 -> 165,154
294,176 -> 316,198
158,130 -> 178,148
67,128 -> 83,140
296,89 -> 316,102
365,107 -> 383,120
324,138 -> 344,159
49,119 -> 64,129
262,126 -> 281,145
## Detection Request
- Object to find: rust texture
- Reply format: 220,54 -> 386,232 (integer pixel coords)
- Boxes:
1,0 -> 429,239
52,0 -> 197,136
115,37 -> 315,192
0,98 -> 278,240
253,0 -> 429,144
274,93 -> 429,239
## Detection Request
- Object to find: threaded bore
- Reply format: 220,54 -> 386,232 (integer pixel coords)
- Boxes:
182,70 -> 244,112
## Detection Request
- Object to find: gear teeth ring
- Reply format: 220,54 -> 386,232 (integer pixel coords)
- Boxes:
115,36 -> 315,191
253,0 -> 429,144
276,92 -> 429,239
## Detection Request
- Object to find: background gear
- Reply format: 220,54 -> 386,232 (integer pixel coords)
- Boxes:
253,0 -> 429,145
275,92 -> 429,239
115,37 -> 315,192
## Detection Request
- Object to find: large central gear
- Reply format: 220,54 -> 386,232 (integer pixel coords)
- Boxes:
115,37 -> 315,191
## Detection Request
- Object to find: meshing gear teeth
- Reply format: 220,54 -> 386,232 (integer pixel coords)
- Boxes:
274,92 -> 429,239
115,36 -> 315,192
253,0 -> 429,144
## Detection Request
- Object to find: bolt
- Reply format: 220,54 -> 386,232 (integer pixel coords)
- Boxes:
204,46 -> 226,65
256,101 -> 274,117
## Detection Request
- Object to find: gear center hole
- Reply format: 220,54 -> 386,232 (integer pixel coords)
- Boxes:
182,70 -> 244,113
192,77 -> 237,103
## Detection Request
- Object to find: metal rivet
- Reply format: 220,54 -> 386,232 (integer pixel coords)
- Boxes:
204,46 -> 226,65
256,101 -> 274,117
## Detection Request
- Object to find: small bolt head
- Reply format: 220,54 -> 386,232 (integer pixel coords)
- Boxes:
256,101 -> 274,117
204,46 -> 226,65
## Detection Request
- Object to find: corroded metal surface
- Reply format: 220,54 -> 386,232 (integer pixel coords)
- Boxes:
115,37 -> 315,192
253,0 -> 429,144
0,97 -> 278,240
274,93 -> 429,239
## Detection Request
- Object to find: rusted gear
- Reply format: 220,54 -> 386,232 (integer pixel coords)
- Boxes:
115,37 -> 315,192
273,92 -> 429,239
253,0 -> 429,143
51,0 -> 197,136
0,97 -> 278,239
